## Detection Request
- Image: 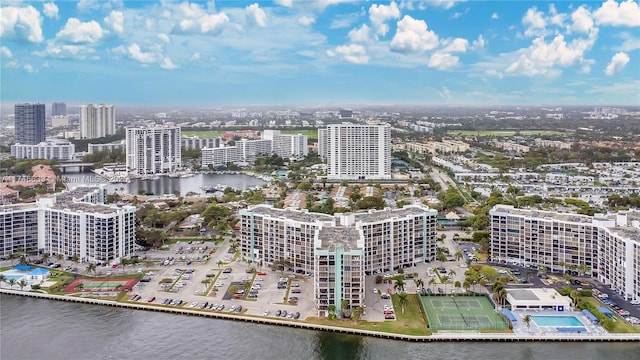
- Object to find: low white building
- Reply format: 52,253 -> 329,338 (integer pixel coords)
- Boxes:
506,288 -> 572,311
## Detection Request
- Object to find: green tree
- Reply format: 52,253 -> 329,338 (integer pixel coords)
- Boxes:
18,279 -> 27,290
393,278 -> 405,293
523,314 -> 532,333
71,254 -> 80,269
327,304 -> 337,319
86,263 -> 96,275
398,292 -> 409,315
453,250 -> 463,263
8,279 -> 17,289
41,252 -> 50,265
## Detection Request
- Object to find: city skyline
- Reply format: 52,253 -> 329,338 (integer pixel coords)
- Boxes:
1,1 -> 639,106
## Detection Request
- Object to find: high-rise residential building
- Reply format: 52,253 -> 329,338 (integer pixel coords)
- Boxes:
14,103 -> 46,145
52,102 -> 67,116
11,140 -> 75,161
239,204 -> 437,315
1,186 -> 136,264
201,146 -> 242,168
80,104 -> 116,139
182,136 -> 221,150
490,205 -> 640,302
325,123 -> 391,180
262,130 -> 308,160
318,128 -> 327,159
126,125 -> 182,176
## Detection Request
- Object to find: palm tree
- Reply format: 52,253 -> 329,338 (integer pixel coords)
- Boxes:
217,260 -> 224,269
18,279 -> 27,291
56,253 -> 64,264
415,278 -> 424,293
522,314 -> 532,333
498,288 -> 508,307
398,292 -> 409,315
448,269 -> 456,280
393,278 -> 405,293
41,252 -> 50,265
0,274 -> 5,286
453,250 -> 463,263
454,280 -> 461,295
71,254 -> 80,269
7,253 -> 17,266
428,278 -> 436,293
86,263 -> 96,276
463,280 -> 471,294
8,279 -> 17,289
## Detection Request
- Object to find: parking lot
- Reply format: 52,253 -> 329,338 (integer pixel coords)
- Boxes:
125,240 -> 316,321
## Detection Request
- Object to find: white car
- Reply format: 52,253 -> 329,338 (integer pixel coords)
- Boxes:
373,288 -> 378,294
263,310 -> 270,316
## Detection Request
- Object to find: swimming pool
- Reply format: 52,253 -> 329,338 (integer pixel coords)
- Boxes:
531,315 -> 584,327
2,274 -> 25,282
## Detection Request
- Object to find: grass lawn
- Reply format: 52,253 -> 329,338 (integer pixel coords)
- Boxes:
447,130 -> 565,137
306,294 -> 430,336
182,130 -> 223,138
280,129 -> 318,140
580,297 -> 639,333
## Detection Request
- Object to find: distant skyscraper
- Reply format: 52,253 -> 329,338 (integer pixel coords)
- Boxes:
80,104 -> 116,139
14,103 -> 46,145
326,123 -> 391,180
52,102 -> 67,116
126,125 -> 182,176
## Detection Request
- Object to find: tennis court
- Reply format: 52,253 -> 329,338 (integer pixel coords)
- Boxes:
420,295 -> 509,332
64,278 -> 138,293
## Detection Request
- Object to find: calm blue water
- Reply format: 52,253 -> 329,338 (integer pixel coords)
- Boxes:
531,316 -> 584,327
2,295 -> 640,360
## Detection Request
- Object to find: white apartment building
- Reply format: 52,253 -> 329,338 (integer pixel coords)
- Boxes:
490,205 -> 640,302
263,130 -> 309,159
318,128 -> 327,159
88,142 -> 125,154
238,139 -> 273,163
0,186 -> 136,264
406,140 -> 470,155
325,123 -> 391,180
11,140 -> 75,161
182,136 -> 221,150
126,125 -> 182,175
201,146 -> 242,168
239,204 -> 437,315
80,104 -> 116,139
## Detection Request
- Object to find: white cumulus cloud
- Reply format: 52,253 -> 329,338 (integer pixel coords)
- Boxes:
160,57 -> 178,70
327,44 -> 369,64
246,3 -> 268,28
298,16 -> 315,26
605,52 -> 630,75
594,0 -> 640,27
428,51 -> 459,70
275,0 -> 293,7
439,86 -> 452,100
0,5 -> 44,43
172,2 -> 229,35
349,24 -> 371,42
158,33 -> 170,43
569,6 -> 594,34
427,0 -> 461,10
104,10 -> 124,34
1,46 -> 13,58
491,12 -> 499,20
390,15 -> 439,54
442,37 -> 468,53
128,43 -> 162,64
506,29 -> 598,76
369,1 -> 400,36
43,2 -> 59,19
523,7 -> 546,37
56,18 -> 105,44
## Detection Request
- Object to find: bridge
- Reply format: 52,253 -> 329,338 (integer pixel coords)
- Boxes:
56,162 -> 121,172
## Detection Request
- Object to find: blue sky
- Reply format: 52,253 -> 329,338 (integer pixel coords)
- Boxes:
1,0 -> 639,106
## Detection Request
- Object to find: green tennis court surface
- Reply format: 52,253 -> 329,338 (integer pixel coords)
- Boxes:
420,295 -> 509,331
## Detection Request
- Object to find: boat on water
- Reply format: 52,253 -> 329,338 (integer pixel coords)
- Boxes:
140,175 -> 158,181
201,184 -> 227,193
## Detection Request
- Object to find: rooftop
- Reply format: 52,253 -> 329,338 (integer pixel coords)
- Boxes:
352,205 -> 436,223
247,205 -> 334,223
317,226 -> 362,250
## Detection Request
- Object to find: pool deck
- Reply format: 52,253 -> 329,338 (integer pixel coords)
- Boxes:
511,309 -> 608,335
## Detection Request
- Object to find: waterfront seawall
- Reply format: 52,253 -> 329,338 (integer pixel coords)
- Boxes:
2,289 -> 639,343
